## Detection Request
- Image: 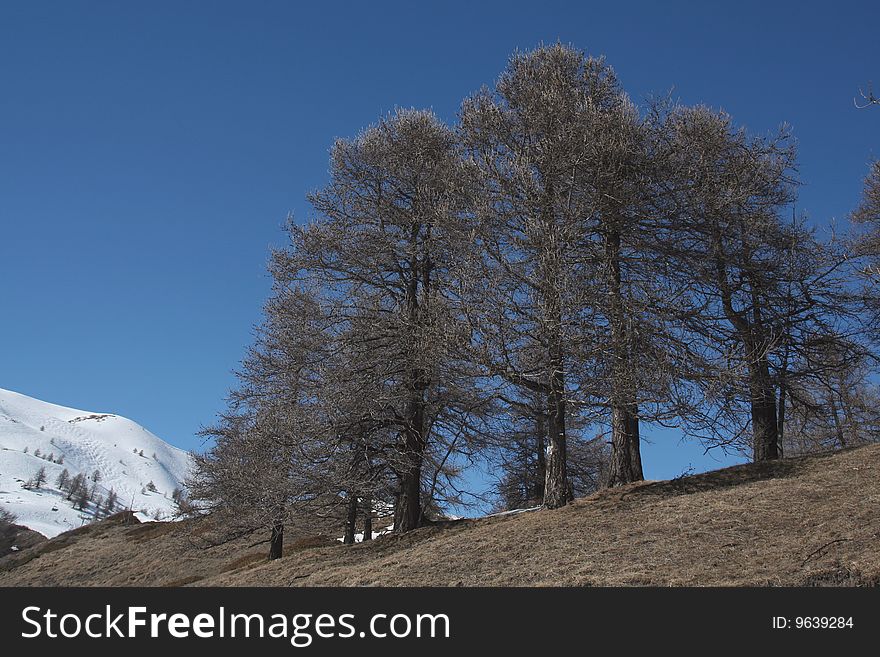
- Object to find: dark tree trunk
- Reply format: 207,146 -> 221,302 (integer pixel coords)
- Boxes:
605,229 -> 644,486
269,518 -> 284,560
362,497 -> 373,542
532,181 -> 570,510
394,240 -> 430,533
777,382 -> 787,451
608,407 -> 643,486
829,395 -> 847,449
394,357 -> 428,532
627,409 -> 643,479
343,493 -> 358,544
395,451 -> 423,532
749,356 -> 779,461
543,347 -> 570,508
395,392 -> 427,532
712,234 -> 783,463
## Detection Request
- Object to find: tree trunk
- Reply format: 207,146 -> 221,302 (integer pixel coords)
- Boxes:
543,346 -> 570,508
269,518 -> 284,560
343,493 -> 358,544
749,356 -> 779,461
605,229 -> 644,486
395,453 -> 423,532
531,179 -> 570,510
829,395 -> 847,449
777,382 -> 787,452
608,407 -> 639,486
394,357 -> 428,532
628,409 -> 643,479
394,393 -> 426,532
394,241 -> 430,533
362,497 -> 373,541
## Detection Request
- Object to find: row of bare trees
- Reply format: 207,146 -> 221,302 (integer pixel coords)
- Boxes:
190,44 -> 880,558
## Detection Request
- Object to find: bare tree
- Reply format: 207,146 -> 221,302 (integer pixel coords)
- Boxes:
30,466 -> 47,490
783,338 -> 880,454
66,473 -> 85,501
104,488 -> 119,516
55,468 -> 70,491
458,44 -> 688,495
74,485 -> 91,511
277,108 -> 486,531
459,45 -> 616,506
191,43 -> 880,558
193,407 -> 311,560
851,161 -> 880,318
663,106 -> 860,462
361,498 -> 374,541
490,393 -> 549,508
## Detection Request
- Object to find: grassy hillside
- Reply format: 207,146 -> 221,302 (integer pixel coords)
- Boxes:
1,444 -> 878,587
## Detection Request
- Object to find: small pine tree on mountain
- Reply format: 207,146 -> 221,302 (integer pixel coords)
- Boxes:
23,446 -> 28,454
145,480 -> 157,493
104,488 -> 119,515
33,448 -> 41,458
139,449 -> 144,457
66,473 -> 85,501
47,452 -> 54,462
57,454 -> 64,465
30,466 -> 47,490
56,468 -> 70,490
74,485 -> 91,511
92,469 -> 102,483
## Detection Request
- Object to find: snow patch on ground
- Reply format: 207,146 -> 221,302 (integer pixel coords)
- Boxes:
334,505 -> 542,543
337,524 -> 394,543
484,505 -> 542,518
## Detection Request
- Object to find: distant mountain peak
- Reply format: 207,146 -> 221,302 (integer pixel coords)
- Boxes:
0,387 -> 193,538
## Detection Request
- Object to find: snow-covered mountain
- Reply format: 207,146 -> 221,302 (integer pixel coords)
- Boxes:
0,387 -> 192,538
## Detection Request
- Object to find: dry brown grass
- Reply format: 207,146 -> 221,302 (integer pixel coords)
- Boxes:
1,445 -> 877,587
0,522 -> 46,558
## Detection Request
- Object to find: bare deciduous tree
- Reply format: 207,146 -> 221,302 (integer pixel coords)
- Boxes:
459,45 -> 617,506
277,108 -> 486,531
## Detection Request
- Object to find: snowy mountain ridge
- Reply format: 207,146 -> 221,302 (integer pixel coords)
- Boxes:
0,387 -> 193,538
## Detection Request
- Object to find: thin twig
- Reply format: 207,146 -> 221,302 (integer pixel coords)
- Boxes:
801,538 -> 851,565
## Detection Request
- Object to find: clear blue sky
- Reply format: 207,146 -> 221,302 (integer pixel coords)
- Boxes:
2,1 -> 878,486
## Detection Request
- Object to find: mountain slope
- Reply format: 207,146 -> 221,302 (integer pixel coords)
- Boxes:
0,388 -> 192,538
0,443 -> 877,586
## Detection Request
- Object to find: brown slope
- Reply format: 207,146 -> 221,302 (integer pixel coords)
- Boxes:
0,522 -> 46,559
1,444 -> 878,587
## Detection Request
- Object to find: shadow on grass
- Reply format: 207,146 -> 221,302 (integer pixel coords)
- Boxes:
615,457 -> 805,504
